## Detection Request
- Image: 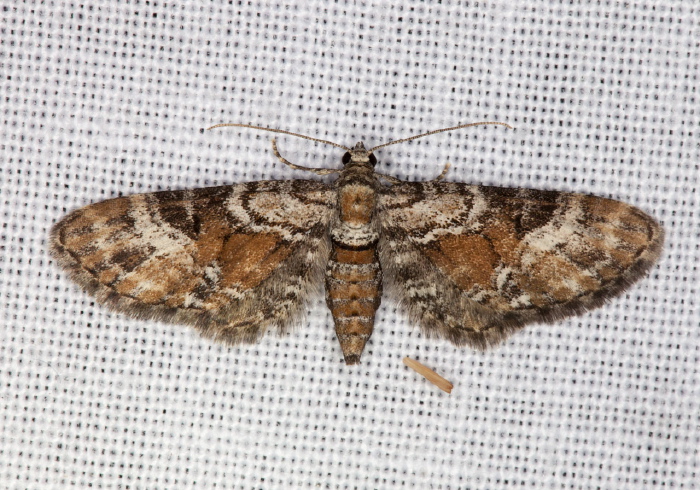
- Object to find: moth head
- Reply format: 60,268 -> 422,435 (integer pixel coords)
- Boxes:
342,142 -> 378,167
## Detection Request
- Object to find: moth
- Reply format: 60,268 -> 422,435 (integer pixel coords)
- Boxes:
50,122 -> 664,365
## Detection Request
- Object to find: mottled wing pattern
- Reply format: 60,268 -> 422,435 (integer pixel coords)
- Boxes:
51,181 -> 335,344
378,182 -> 663,348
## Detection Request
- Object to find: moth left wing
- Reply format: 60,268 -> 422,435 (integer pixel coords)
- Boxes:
378,182 -> 663,349
51,181 -> 335,344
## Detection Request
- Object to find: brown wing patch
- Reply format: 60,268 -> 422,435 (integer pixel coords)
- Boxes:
219,233 -> 293,290
51,181 -> 335,344
379,182 -> 663,349
423,235 -> 499,290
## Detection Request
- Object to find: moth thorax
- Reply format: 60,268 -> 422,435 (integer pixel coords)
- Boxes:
339,184 -> 376,225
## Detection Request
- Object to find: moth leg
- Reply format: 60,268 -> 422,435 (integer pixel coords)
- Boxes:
270,139 -> 339,176
376,162 -> 451,185
375,172 -> 403,185
428,162 -> 451,182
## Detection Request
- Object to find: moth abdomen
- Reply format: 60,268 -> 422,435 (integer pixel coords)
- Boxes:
325,246 -> 383,365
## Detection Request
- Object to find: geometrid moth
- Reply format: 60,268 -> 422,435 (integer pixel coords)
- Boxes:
51,123 -> 663,364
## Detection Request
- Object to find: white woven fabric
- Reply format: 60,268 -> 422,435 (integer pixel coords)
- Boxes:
1,1 -> 697,488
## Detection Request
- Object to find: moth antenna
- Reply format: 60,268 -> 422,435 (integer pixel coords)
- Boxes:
369,121 -> 513,152
271,139 -> 340,176
207,123 -> 351,151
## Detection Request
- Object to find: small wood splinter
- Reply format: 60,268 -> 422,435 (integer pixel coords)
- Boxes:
403,357 -> 454,393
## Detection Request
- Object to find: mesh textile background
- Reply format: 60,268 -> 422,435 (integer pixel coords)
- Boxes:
1,1 -> 698,488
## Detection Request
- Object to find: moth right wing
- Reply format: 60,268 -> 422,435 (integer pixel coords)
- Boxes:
378,181 -> 663,349
50,181 -> 336,345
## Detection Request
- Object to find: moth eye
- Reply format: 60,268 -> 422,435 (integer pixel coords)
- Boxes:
369,153 -> 377,166
342,152 -> 351,164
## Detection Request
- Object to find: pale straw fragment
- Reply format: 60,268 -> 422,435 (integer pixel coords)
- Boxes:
403,357 -> 453,393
